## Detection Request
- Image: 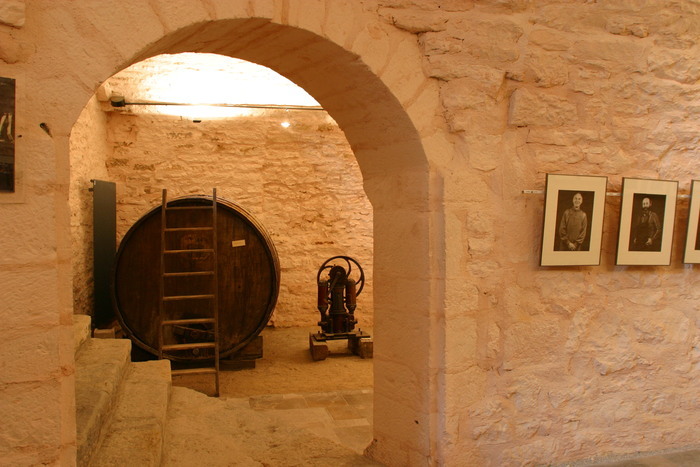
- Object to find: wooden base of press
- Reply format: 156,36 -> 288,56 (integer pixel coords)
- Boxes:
309,330 -> 373,361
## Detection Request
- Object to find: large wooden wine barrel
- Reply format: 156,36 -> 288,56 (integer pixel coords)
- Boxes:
112,195 -> 279,361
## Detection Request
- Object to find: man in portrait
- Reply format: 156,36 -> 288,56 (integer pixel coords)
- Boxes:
631,196 -> 662,251
558,192 -> 587,251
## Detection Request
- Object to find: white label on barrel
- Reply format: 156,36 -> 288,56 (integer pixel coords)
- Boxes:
231,239 -> 246,248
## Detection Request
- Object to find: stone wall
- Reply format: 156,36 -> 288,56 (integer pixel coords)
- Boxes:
2,1 -> 700,465
382,1 -> 700,465
69,96 -> 110,318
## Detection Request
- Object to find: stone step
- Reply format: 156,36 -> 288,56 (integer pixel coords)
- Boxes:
74,313 -> 92,355
90,359 -> 172,467
162,386 -> 381,466
75,337 -> 132,466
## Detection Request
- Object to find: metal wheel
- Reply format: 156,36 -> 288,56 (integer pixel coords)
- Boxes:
316,255 -> 365,296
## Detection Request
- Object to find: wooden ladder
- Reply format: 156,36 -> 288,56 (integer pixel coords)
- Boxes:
158,188 -> 220,397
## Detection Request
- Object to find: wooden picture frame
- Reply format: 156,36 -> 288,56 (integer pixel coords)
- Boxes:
540,174 -> 608,266
616,177 -> 678,266
683,180 -> 700,264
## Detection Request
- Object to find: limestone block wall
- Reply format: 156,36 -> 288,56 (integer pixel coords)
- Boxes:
102,108 -> 373,327
1,2 -> 77,465
378,1 -> 700,464
3,0 -> 700,465
69,96 -> 110,317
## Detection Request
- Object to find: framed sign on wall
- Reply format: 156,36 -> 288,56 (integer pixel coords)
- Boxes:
0,77 -> 15,193
540,173 -> 608,266
616,177 -> 678,266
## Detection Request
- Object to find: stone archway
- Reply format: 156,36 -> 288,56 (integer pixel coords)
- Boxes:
56,10 -> 441,466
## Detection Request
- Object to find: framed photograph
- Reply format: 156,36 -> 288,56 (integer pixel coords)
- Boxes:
0,77 -> 15,192
616,177 -> 678,266
540,174 -> 608,266
683,180 -> 700,263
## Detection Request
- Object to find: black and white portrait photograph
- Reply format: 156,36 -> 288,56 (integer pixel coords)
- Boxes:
683,180 -> 700,263
541,174 -> 608,266
554,190 -> 595,252
0,77 -> 15,193
628,193 -> 666,252
616,178 -> 678,266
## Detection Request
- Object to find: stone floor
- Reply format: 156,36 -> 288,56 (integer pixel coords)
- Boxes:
232,389 -> 373,455
168,326 -> 374,398
167,326 -> 699,466
567,449 -> 700,467
169,326 -> 375,455
217,388 -> 700,466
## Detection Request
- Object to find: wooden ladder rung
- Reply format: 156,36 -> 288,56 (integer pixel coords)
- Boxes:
163,248 -> 214,254
162,318 -> 216,326
160,188 -> 221,397
172,368 -> 217,376
163,271 -> 215,277
162,342 -> 216,351
163,294 -> 214,301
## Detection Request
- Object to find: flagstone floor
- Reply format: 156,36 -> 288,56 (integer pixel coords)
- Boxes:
170,326 -> 699,465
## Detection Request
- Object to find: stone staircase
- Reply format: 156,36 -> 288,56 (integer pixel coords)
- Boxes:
74,315 -> 380,466
74,314 -> 171,466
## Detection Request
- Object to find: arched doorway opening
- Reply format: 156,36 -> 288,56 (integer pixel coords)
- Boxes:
68,17 -> 435,464
70,50 -> 377,451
